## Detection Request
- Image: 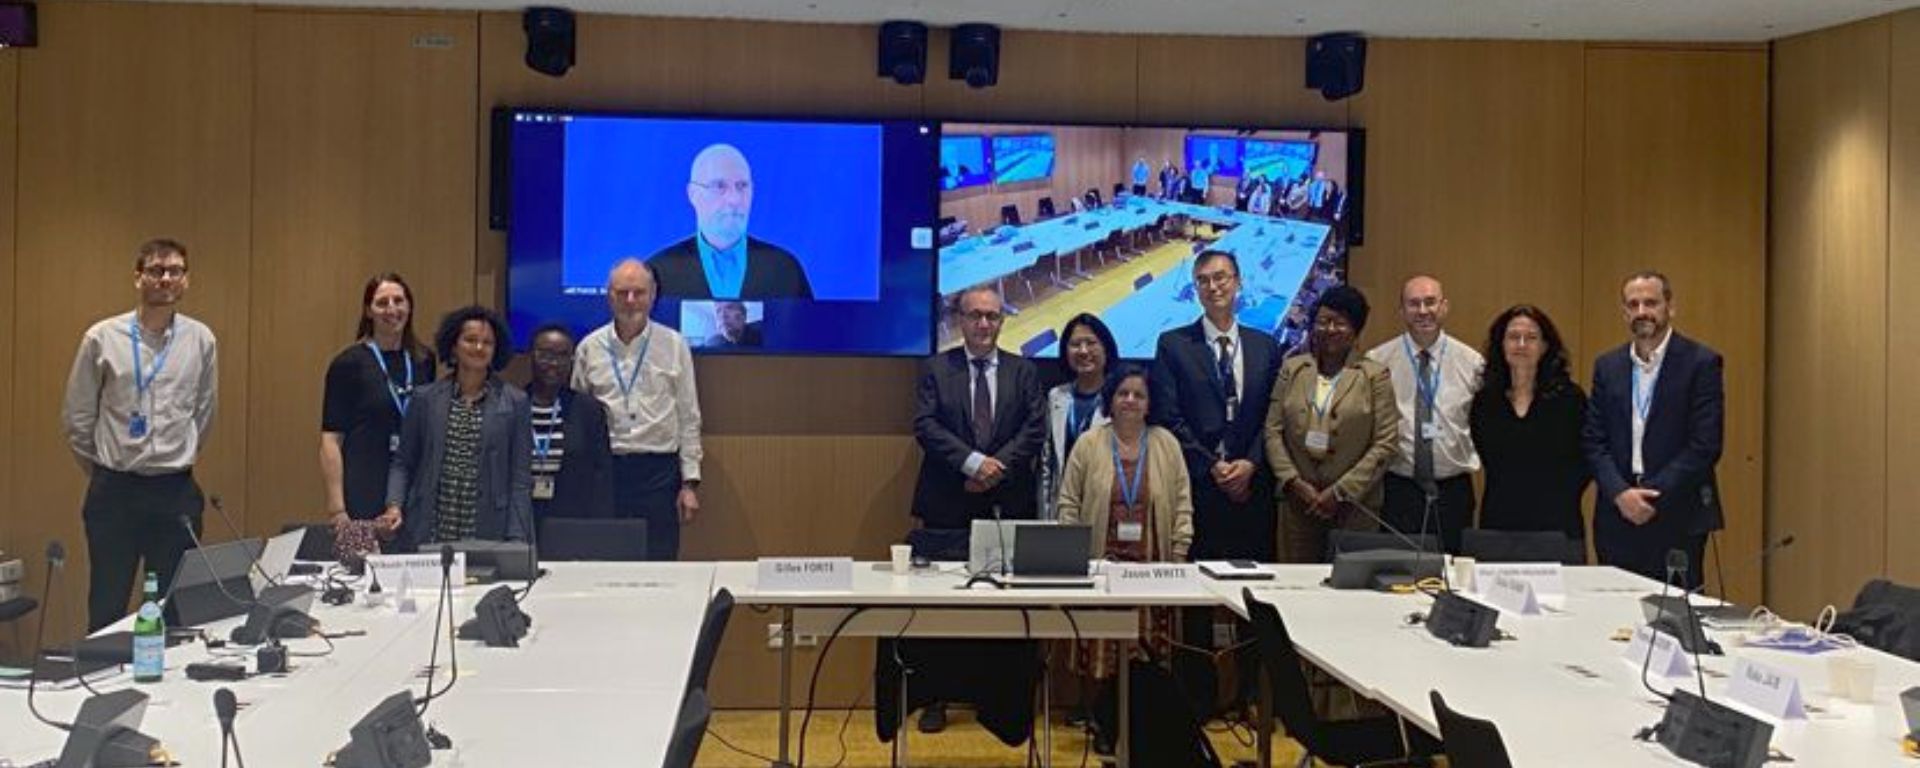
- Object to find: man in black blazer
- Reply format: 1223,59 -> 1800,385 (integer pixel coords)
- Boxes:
1582,271 -> 1724,587
647,143 -> 813,300
1151,250 -> 1283,561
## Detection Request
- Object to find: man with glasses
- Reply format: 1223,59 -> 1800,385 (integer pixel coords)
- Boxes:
647,142 -> 813,300
1365,274 -> 1484,553
62,238 -> 219,630
526,323 -> 613,520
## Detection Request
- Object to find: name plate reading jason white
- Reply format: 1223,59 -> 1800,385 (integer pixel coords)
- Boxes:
1106,564 -> 1198,595
756,557 -> 854,592
367,552 -> 466,590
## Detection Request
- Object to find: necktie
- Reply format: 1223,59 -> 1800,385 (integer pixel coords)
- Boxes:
1414,349 -> 1436,494
1216,336 -> 1238,423
972,358 -> 994,449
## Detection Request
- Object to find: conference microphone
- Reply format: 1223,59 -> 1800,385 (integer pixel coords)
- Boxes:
410,545 -> 460,750
209,494 -> 282,589
214,687 -> 246,768
1638,551 -> 1684,704
1637,548 -> 1774,767
1667,550 -> 1709,698
512,494 -> 543,603
1338,494 -> 1448,588
27,540 -> 73,733
1701,533 -> 1795,604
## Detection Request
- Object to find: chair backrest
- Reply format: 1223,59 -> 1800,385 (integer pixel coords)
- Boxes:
1000,204 -> 1021,226
1327,530 -> 1438,562
538,518 -> 647,561
1460,529 -> 1584,565
1242,588 -> 1327,752
686,589 -> 735,696
1429,690 -> 1515,768
1037,196 -> 1056,218
662,687 -> 712,768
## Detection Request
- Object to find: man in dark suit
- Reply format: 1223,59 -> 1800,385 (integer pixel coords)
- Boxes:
1151,250 -> 1283,561
1583,270 -> 1724,588
647,143 -> 813,300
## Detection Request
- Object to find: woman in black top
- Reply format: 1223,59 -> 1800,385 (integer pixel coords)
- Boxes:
1469,305 -> 1590,540
321,273 -> 435,538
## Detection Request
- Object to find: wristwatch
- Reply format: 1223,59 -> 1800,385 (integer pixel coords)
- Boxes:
682,479 -> 700,491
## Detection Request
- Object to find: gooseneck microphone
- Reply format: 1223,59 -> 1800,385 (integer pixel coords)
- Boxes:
215,687 -> 245,768
27,540 -> 72,733
1667,550 -> 1710,699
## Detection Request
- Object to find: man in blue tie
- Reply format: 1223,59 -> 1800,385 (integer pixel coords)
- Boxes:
646,143 -> 814,300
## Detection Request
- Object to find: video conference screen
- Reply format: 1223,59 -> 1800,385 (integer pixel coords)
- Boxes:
937,124 -> 1361,359
501,110 -> 939,356
940,135 -> 991,191
990,133 -> 1057,185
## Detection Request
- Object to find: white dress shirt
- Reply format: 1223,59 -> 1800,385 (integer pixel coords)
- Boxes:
1629,327 -> 1673,477
572,320 -> 704,482
63,310 -> 219,475
1365,331 -> 1484,479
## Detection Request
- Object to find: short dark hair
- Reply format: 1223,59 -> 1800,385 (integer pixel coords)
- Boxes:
1057,313 -> 1119,370
434,305 -> 514,372
134,238 -> 189,272
1193,250 -> 1239,277
1100,363 -> 1152,418
1622,270 -> 1673,301
529,322 -> 576,346
952,283 -> 1003,315
1311,284 -> 1371,335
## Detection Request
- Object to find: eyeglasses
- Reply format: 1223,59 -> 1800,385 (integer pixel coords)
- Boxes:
1314,317 -> 1354,332
140,265 -> 188,279
1194,271 -> 1237,289
960,310 -> 1004,324
690,180 -> 752,197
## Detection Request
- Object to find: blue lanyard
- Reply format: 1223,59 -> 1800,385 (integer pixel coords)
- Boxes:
1310,370 -> 1343,419
1110,432 -> 1147,510
364,342 -> 414,418
1066,393 -> 1098,439
604,327 -> 652,410
1631,361 -> 1659,422
1401,334 -> 1443,411
129,316 -> 176,405
533,398 -> 563,459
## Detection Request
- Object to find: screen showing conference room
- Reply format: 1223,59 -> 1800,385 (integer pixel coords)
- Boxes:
502,110 -> 939,356
936,124 -> 1357,359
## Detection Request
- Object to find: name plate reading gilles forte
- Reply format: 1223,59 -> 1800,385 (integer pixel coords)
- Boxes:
1106,564 -> 1198,595
756,558 -> 854,592
366,552 -> 467,590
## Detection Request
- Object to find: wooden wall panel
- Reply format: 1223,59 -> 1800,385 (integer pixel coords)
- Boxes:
249,9 -> 478,537
1885,9 -> 1920,587
1768,19 -> 1891,618
923,29 -> 1138,124
0,50 -> 17,659
1345,40 -> 1587,357
11,1 -> 253,642
1135,36 -> 1350,128
1582,47 -> 1768,604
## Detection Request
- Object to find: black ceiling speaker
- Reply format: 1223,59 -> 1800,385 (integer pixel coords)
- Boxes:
949,23 -> 1000,89
1306,32 -> 1366,101
877,20 -> 928,85
523,7 -> 575,78
0,2 -> 36,48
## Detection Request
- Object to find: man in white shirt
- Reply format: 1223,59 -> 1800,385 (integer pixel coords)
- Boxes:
572,258 -> 704,560
1365,275 -> 1484,553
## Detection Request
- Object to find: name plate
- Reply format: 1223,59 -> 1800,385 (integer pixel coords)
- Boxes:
1473,562 -> 1565,598
1623,624 -> 1693,679
1106,564 -> 1197,595
756,557 -> 854,592
1483,573 -> 1542,616
367,552 -> 466,591
1728,658 -> 1807,720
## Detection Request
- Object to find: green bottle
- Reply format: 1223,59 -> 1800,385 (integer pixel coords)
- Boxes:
132,571 -> 165,683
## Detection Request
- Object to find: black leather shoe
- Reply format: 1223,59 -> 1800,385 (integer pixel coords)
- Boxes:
917,702 -> 948,734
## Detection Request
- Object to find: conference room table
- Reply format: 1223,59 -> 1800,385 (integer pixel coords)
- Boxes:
1206,564 -> 1920,767
1,562 -> 716,767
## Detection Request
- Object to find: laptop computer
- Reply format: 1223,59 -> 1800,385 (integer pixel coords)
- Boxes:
967,519 -> 1048,576
1000,525 -> 1094,589
251,527 -> 307,595
164,538 -> 264,627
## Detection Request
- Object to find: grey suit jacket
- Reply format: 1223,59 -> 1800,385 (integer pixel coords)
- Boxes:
386,377 -> 533,551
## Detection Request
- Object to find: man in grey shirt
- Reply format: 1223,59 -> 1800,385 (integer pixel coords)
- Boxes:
62,238 -> 219,630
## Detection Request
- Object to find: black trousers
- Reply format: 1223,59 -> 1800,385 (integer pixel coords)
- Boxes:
612,453 -> 681,561
1598,529 -> 1709,590
82,467 -> 203,631
1382,473 -> 1476,554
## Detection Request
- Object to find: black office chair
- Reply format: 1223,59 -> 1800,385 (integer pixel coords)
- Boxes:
1429,690 -> 1515,768
1326,530 -> 1440,562
662,687 -> 712,768
1037,196 -> 1056,219
538,518 -> 648,561
1459,529 -> 1585,565
1111,182 -> 1126,201
1833,579 -> 1920,661
685,589 -> 735,698
280,522 -> 337,562
1000,203 -> 1022,227
1087,187 -> 1106,207
1244,588 -> 1436,766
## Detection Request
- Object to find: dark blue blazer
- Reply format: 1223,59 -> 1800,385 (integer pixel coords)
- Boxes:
1149,320 -> 1282,481
1582,331 -> 1725,537
911,348 -> 1046,529
386,377 -> 534,551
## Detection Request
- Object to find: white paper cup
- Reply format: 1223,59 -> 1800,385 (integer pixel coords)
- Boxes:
890,544 -> 913,574
1829,656 -> 1877,703
1453,556 -> 1477,592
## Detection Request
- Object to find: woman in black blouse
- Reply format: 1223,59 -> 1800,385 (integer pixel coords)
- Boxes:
1470,305 -> 1590,541
321,273 -> 435,539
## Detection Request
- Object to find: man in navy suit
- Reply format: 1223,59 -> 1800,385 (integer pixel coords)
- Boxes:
1583,271 -> 1724,587
1151,250 -> 1283,560
647,143 -> 813,300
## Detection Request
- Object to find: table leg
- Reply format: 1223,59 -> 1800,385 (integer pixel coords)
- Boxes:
1040,659 -> 1053,768
1258,662 -> 1274,768
1117,636 -> 1132,768
775,607 -> 794,767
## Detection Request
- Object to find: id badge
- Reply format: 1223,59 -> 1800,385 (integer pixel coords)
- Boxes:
1304,430 -> 1331,455
1117,521 -> 1144,542
389,433 -> 401,453
1420,422 -> 1442,441
532,475 -> 556,500
128,412 -> 149,439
